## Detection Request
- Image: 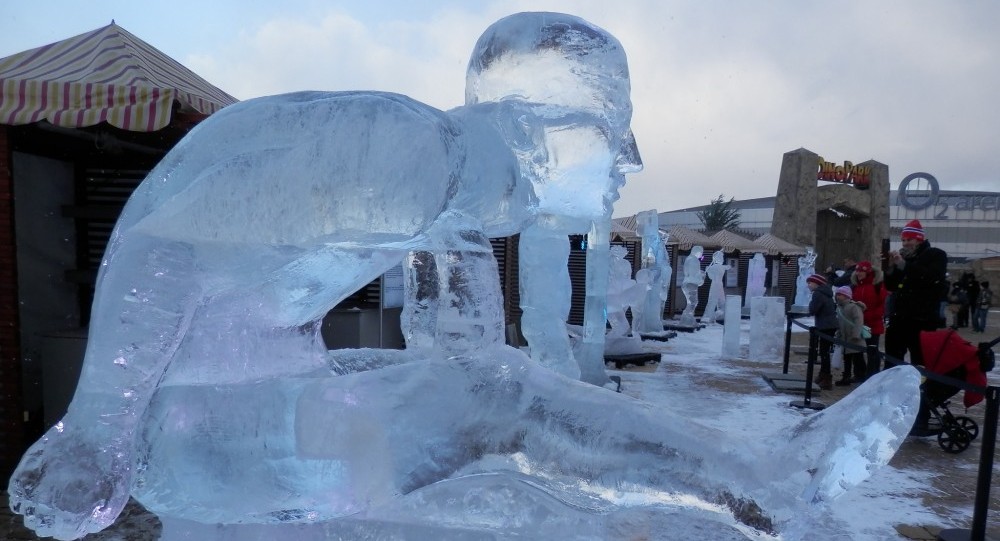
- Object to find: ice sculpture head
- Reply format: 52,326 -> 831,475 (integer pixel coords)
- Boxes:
466,12 -> 641,230
711,251 -> 723,264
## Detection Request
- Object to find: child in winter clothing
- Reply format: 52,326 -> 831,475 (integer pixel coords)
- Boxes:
834,285 -> 867,386
851,260 -> 889,379
807,274 -> 838,390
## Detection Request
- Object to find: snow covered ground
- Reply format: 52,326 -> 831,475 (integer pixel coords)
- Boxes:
614,318 -> 998,540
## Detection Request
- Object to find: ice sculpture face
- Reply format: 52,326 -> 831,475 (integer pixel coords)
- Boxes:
466,12 -> 642,233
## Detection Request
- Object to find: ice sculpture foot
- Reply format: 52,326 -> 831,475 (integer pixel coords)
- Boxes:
8,426 -> 132,541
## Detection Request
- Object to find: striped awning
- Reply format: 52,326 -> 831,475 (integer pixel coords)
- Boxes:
0,22 -> 237,132
667,226 -> 718,251
753,233 -> 807,256
708,229 -> 762,254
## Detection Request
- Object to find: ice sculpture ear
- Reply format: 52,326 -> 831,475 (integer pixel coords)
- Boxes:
497,110 -> 538,153
497,108 -> 549,174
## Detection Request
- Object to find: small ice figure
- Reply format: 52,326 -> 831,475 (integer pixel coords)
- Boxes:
793,246 -> 817,310
606,245 -> 645,338
701,251 -> 730,324
679,245 -> 705,327
634,209 -> 671,333
745,252 -> 767,307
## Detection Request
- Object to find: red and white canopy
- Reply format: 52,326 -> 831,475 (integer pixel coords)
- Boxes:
0,22 -> 237,132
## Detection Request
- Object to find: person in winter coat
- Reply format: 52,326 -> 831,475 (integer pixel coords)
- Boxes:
834,286 -> 867,386
851,260 -> 889,380
807,273 -> 837,390
973,281 -> 992,333
884,219 -> 948,369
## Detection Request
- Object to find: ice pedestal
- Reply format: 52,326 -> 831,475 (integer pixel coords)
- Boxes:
722,295 -> 742,358
749,297 -> 785,360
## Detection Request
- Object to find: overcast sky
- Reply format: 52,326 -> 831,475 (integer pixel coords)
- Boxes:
4,1 -> 999,217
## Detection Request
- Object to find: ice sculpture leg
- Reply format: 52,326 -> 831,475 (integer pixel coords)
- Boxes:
400,250 -> 439,351
575,219 -> 612,385
518,223 -> 579,379
400,212 -> 505,356
132,349 -> 920,535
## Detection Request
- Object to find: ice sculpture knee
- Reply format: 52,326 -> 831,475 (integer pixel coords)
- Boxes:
466,12 -> 643,378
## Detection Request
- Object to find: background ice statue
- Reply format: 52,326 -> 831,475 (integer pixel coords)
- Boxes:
680,245 -> 705,326
745,252 -> 767,307
634,209 -> 671,333
701,251 -> 731,324
605,245 -> 645,338
793,246 -> 817,310
7,11 -> 642,540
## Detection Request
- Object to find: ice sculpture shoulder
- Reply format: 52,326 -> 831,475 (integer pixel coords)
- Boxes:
7,12 -> 641,540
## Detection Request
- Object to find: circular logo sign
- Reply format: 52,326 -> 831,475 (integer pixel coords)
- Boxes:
897,172 -> 939,210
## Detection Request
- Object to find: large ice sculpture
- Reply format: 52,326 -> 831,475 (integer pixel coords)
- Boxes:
701,251 -> 730,324
792,246 -> 817,311
745,252 -> 767,307
634,209 -> 671,333
679,245 -> 706,326
8,12 -> 641,539
7,12 -> 921,541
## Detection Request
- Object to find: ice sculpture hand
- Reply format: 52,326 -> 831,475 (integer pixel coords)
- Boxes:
8,425 -> 132,540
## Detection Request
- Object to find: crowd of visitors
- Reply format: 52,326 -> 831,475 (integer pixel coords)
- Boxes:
804,219 -> 993,437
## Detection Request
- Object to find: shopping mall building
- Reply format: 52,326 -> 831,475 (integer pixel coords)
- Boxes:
655,156 -> 1000,267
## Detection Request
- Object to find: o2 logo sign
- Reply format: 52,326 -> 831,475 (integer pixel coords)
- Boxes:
898,172 -> 1000,220
897,172 -> 939,211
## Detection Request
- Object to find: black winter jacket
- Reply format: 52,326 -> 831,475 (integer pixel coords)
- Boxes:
884,240 -> 947,325
808,282 -> 837,330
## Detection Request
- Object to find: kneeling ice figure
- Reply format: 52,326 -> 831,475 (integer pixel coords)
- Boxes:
8,11 -> 640,540
7,12 -> 920,541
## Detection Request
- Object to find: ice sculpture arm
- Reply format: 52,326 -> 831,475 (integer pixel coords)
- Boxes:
518,222 -> 579,379
575,219 -> 612,385
400,212 -> 506,357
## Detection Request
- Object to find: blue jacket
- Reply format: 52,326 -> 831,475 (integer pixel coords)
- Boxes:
809,282 -> 837,330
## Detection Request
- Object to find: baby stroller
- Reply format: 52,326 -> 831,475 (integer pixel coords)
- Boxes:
918,329 -> 995,453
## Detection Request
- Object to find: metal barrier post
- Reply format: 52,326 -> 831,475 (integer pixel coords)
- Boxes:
790,327 -> 825,410
782,312 -> 793,374
937,385 -> 999,541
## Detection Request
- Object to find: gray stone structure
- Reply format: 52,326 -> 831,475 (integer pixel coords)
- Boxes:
771,148 -> 889,270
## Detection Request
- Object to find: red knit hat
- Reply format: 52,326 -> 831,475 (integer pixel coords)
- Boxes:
901,219 -> 925,241
806,273 -> 827,286
855,260 -> 873,273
